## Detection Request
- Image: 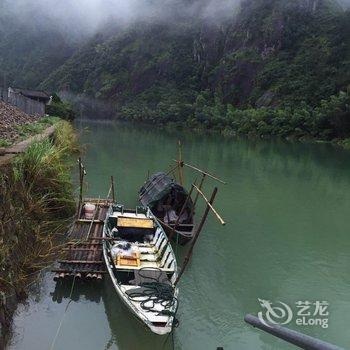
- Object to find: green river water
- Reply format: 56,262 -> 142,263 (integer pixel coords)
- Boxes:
8,120 -> 350,350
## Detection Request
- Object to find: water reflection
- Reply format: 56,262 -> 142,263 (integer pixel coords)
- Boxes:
101,279 -> 172,350
51,279 -> 103,304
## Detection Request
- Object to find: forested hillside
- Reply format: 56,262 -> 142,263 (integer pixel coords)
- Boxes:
0,1 -> 76,88
1,0 -> 350,140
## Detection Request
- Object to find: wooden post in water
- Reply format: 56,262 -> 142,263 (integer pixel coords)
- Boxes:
175,187 -> 218,286
193,173 -> 206,207
168,183 -> 196,242
189,173 -> 207,219
111,176 -> 116,203
193,184 -> 225,225
77,157 -> 84,216
86,197 -> 101,240
177,140 -> 184,186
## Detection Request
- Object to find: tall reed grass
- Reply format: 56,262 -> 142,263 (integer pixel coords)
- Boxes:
0,120 -> 78,295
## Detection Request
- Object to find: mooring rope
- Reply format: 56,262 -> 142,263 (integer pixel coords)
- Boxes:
49,275 -> 77,350
126,267 -> 179,336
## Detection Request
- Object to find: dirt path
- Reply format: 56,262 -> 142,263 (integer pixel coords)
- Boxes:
0,125 -> 56,166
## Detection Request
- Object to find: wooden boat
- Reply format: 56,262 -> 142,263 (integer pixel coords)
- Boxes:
139,172 -> 195,245
102,204 -> 179,335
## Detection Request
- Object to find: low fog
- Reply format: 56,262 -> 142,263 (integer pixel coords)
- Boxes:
2,0 -> 241,37
2,0 -> 349,40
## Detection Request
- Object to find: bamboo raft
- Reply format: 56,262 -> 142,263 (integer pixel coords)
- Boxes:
52,198 -> 113,281
52,151 -> 226,284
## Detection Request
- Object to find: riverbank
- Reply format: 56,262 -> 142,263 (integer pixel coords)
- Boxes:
0,119 -> 78,348
65,85 -> 350,147
117,89 -> 350,148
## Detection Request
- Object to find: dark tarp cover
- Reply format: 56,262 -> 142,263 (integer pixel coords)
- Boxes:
139,172 -> 193,213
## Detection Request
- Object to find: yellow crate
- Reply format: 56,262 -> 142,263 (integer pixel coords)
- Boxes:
117,216 -> 154,229
116,252 -> 141,267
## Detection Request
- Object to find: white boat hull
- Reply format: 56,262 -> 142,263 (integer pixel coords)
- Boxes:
103,205 -> 178,335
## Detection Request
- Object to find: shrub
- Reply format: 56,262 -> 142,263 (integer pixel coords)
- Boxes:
46,95 -> 75,121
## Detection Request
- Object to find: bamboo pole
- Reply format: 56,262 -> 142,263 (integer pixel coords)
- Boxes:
78,157 -> 83,215
58,260 -> 104,264
173,160 -> 226,184
111,176 -> 116,203
193,173 -> 206,207
77,219 -> 103,223
63,247 -> 102,252
193,184 -> 225,225
77,157 -> 87,218
168,183 -> 196,242
190,173 -> 206,219
175,187 -> 218,286
177,140 -> 184,186
52,269 -> 106,274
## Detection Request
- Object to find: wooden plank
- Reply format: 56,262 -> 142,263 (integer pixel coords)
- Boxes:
118,216 -> 154,229
115,266 -> 174,272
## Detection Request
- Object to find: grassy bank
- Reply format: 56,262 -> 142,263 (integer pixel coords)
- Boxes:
0,119 -> 78,347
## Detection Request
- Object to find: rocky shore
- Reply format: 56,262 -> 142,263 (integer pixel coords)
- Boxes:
0,101 -> 40,145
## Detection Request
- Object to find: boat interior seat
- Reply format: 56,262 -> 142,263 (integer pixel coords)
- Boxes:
136,206 -> 148,215
108,216 -> 156,243
140,255 -> 158,262
112,228 -> 155,243
138,246 -> 157,254
129,268 -> 171,286
114,204 -> 124,214
139,242 -> 170,262
114,264 -> 175,273
137,231 -> 167,252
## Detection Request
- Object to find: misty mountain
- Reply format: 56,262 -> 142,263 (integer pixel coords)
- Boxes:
40,0 -> 349,105
1,0 -> 349,137
0,8 -> 76,88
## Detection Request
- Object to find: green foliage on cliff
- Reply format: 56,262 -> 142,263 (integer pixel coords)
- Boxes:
193,89 -> 350,139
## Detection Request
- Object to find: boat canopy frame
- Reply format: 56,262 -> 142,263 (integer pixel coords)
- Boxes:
139,172 -> 194,214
